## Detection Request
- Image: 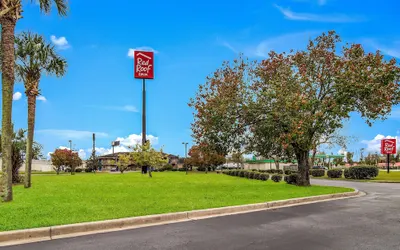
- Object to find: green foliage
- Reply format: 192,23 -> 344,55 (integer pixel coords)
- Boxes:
248,171 -> 255,179
190,30 -> 400,186
75,169 -> 83,173
346,152 -> 354,166
344,166 -> 379,180
284,170 -> 297,175
271,174 -> 283,182
327,169 -> 343,178
259,173 -> 269,181
130,141 -> 168,176
284,174 -> 299,185
50,149 -> 83,175
310,169 -> 325,177
0,129 -> 43,183
253,172 -> 261,180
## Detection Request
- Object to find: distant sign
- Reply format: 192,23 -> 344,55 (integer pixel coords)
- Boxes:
381,139 -> 397,154
112,141 -> 120,147
134,51 -> 154,79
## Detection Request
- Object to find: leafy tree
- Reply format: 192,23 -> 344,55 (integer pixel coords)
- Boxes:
231,152 -> 244,169
332,157 -> 344,166
0,128 -> 42,183
130,141 -> 168,178
85,154 -> 101,173
115,154 -> 132,173
0,0 -> 68,202
13,32 -> 67,188
190,31 -> 400,186
50,149 -> 82,175
346,152 -> 354,166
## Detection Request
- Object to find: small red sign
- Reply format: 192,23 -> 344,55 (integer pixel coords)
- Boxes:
134,51 -> 154,79
381,139 -> 397,154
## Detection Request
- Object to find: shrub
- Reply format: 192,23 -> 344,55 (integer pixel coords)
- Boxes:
344,168 -> 350,179
285,170 -> 297,175
252,169 -> 258,172
327,169 -> 343,178
171,169 -> 177,172
253,172 -> 261,180
259,173 -> 270,181
271,174 -> 283,182
178,168 -> 186,172
239,171 -> 245,177
310,169 -> 325,177
75,169 -> 83,173
344,166 -> 379,180
244,171 -> 250,178
163,164 -> 174,171
248,172 -> 255,179
284,174 -> 299,185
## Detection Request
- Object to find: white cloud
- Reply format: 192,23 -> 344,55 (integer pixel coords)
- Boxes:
274,5 -> 364,23
50,35 -> 70,50
361,134 -> 398,153
37,129 -> 108,140
127,47 -> 158,58
363,39 -> 400,59
217,38 -> 238,54
13,92 -> 22,101
246,31 -> 319,57
37,96 -> 47,102
86,134 -> 159,157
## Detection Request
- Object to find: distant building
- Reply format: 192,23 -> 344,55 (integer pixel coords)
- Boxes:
97,152 -> 181,170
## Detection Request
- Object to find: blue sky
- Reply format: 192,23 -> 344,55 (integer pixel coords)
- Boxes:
6,0 -> 400,159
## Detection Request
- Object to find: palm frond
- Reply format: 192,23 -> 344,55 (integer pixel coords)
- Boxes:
15,31 -> 67,88
33,0 -> 68,16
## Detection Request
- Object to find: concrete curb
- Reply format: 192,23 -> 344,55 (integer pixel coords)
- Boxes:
0,190 -> 360,246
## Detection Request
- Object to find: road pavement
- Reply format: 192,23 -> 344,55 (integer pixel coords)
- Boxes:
3,179 -> 400,250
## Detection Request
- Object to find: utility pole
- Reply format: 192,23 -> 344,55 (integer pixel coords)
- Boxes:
182,142 -> 188,174
69,140 -> 72,153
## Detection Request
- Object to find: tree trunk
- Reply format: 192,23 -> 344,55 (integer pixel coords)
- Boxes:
273,156 -> 280,170
148,167 -> 152,178
296,148 -> 311,186
1,18 -> 16,202
24,94 -> 37,188
310,148 -> 317,167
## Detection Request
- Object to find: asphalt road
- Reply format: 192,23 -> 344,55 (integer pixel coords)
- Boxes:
3,179 -> 400,250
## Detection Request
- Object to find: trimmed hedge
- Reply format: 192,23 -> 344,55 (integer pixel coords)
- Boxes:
248,172 -> 255,179
310,169 -> 325,177
344,166 -> 379,180
259,173 -> 270,181
253,172 -> 261,180
284,174 -> 298,185
271,174 -> 282,182
327,169 -> 343,178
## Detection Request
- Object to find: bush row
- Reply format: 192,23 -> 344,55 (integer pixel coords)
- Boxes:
310,169 -> 325,177
344,166 -> 379,180
308,166 -> 379,180
224,170 -> 270,181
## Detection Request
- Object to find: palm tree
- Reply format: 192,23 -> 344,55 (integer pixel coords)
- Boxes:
0,0 -> 67,201
15,32 -> 67,188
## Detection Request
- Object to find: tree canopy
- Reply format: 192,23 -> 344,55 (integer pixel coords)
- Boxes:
190,31 -> 400,186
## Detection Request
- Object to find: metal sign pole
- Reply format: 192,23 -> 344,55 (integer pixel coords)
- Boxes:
142,79 -> 146,146
387,154 -> 390,174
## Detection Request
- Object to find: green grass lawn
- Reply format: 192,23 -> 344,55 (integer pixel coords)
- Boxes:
0,172 -> 352,231
313,171 -> 400,182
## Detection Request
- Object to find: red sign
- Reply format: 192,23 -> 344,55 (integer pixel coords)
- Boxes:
381,139 -> 397,154
134,51 -> 154,79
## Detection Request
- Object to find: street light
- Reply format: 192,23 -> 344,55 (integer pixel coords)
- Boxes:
182,142 -> 188,174
68,140 -> 72,152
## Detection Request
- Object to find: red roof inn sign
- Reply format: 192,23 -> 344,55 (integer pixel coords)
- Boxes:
381,139 -> 397,155
134,51 -> 154,79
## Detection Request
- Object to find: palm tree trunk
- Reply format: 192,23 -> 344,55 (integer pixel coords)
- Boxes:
24,93 -> 37,188
1,17 -> 16,202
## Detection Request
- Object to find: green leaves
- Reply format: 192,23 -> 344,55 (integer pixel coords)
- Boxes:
14,32 -> 67,94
